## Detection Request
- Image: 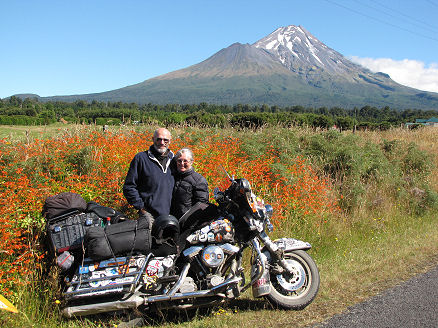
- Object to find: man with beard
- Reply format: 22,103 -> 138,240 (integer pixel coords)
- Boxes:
123,128 -> 174,224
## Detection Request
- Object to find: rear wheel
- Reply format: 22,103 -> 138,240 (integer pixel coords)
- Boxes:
265,250 -> 319,310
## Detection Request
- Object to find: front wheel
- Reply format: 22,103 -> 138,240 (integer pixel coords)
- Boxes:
265,250 -> 320,310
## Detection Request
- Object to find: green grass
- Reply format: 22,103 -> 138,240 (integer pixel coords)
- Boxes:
0,123 -> 78,141
0,123 -> 135,141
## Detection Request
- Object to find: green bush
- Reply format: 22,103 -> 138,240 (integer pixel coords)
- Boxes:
65,146 -> 98,175
0,115 -> 49,125
401,142 -> 432,178
229,112 -> 270,128
163,112 -> 187,125
186,112 -> 227,127
294,130 -> 436,213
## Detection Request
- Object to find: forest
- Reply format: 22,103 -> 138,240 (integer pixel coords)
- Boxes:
1,95 -> 438,129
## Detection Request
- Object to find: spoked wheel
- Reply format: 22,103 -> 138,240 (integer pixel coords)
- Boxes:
265,250 -> 320,310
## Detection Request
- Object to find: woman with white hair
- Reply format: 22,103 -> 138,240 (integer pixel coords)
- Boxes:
170,148 -> 209,219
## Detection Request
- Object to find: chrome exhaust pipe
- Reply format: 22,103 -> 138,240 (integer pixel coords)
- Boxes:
62,275 -> 242,317
166,263 -> 190,296
145,276 -> 242,303
62,294 -> 144,318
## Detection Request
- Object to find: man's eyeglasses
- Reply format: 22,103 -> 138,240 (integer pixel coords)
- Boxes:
177,159 -> 191,164
156,137 -> 170,144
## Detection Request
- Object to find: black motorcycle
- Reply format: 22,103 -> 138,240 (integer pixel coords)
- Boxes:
53,170 -> 320,318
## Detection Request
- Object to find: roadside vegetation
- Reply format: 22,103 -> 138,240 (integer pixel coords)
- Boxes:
1,123 -> 437,328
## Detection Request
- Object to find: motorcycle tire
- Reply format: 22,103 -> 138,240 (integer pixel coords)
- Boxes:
265,250 -> 320,310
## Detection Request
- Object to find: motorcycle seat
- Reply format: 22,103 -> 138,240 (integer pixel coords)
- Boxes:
86,201 -> 116,219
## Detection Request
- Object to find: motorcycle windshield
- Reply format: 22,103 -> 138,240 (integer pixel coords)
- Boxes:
216,165 -> 233,191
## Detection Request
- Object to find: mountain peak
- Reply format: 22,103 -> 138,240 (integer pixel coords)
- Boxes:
253,24 -> 360,76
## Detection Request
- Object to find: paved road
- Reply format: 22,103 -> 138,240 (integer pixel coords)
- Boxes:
313,265 -> 438,328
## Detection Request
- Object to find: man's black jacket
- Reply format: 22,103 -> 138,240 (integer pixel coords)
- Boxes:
123,146 -> 174,217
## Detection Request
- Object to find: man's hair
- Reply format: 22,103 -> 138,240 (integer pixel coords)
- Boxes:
153,128 -> 171,139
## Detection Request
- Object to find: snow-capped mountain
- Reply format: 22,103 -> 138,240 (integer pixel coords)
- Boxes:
25,25 -> 438,109
253,25 -> 360,76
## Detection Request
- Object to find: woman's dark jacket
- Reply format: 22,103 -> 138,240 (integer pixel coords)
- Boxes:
171,169 -> 209,219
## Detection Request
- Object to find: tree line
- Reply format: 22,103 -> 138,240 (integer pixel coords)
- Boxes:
1,96 -> 437,129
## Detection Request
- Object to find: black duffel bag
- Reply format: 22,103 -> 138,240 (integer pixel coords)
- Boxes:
85,217 -> 152,261
42,192 -> 87,220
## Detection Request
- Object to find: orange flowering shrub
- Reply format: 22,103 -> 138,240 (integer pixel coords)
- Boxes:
0,129 -> 338,296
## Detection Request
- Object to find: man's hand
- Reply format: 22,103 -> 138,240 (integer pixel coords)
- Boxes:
138,209 -> 154,229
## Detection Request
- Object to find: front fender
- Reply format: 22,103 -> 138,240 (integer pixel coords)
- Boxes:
262,238 -> 312,260
272,238 -> 312,252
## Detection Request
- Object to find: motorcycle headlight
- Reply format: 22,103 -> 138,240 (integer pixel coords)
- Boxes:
265,204 -> 273,219
201,245 -> 225,268
238,178 -> 252,194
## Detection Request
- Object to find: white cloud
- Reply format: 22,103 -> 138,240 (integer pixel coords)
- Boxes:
349,56 -> 438,93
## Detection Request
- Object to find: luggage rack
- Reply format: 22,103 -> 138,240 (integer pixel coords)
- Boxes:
64,254 -> 150,299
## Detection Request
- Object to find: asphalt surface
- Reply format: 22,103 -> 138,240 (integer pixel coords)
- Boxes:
313,264 -> 438,328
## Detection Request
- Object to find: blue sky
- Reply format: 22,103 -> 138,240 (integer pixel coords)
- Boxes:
1,0 -> 438,99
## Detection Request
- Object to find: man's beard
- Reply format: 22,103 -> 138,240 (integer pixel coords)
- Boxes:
154,145 -> 168,154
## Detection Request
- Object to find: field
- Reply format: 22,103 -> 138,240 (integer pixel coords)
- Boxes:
1,124 -> 437,328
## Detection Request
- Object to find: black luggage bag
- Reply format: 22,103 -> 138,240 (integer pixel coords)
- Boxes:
42,192 -> 87,220
85,217 -> 152,261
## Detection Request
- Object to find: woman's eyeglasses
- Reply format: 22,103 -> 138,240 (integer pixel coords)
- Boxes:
177,159 -> 191,164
